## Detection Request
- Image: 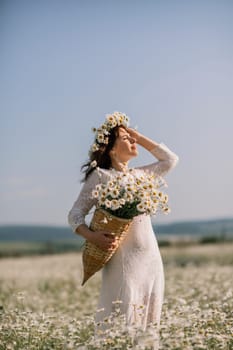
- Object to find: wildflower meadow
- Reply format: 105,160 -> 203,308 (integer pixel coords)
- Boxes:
0,243 -> 232,349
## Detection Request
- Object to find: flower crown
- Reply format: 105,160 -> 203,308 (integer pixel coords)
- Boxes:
89,111 -> 130,168
90,111 -> 130,151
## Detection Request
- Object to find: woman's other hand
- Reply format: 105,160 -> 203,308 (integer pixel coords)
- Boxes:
88,230 -> 119,251
75,224 -> 118,251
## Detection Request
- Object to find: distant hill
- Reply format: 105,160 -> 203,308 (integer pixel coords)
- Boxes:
0,225 -> 83,242
154,217 -> 233,237
0,217 -> 233,242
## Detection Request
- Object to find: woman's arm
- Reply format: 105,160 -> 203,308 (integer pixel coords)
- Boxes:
75,223 -> 117,251
127,128 -> 179,176
128,127 -> 160,151
67,170 -> 99,233
67,170 -> 117,251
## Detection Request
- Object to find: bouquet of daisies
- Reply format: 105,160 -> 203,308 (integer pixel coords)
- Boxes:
81,169 -> 169,285
92,168 -> 170,219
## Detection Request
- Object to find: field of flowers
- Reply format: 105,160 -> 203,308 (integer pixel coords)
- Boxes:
0,243 -> 232,349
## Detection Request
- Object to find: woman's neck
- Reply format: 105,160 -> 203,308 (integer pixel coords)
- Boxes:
111,160 -> 128,172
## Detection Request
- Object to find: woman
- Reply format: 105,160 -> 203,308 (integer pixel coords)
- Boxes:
68,112 -> 179,347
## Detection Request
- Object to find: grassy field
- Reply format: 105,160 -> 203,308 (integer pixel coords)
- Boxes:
0,240 -> 83,258
0,243 -> 233,349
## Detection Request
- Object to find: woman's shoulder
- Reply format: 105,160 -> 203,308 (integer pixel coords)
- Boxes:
85,167 -> 112,183
92,166 -> 147,178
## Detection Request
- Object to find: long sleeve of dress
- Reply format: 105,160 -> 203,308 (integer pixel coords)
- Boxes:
138,142 -> 179,177
67,170 -> 101,233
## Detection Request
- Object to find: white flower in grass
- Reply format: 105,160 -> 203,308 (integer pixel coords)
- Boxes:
112,299 -> 123,304
96,307 -> 105,312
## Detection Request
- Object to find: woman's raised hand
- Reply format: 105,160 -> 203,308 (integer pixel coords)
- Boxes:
127,128 -> 142,143
127,127 -> 160,151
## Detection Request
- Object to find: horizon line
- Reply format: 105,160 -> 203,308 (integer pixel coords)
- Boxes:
0,216 -> 233,228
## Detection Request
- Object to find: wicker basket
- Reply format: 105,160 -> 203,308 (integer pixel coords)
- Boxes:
81,208 -> 132,285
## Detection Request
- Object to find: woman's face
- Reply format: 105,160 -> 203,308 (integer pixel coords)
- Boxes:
110,127 -> 138,163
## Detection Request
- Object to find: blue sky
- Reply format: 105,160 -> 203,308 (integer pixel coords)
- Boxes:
1,0 -> 233,226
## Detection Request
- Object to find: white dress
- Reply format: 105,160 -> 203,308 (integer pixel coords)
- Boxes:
68,143 -> 178,341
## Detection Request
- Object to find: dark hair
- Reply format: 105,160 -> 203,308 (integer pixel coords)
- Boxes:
81,125 -> 124,182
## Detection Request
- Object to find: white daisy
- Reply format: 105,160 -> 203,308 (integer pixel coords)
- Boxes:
92,143 -> 99,152
90,160 -> 97,168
